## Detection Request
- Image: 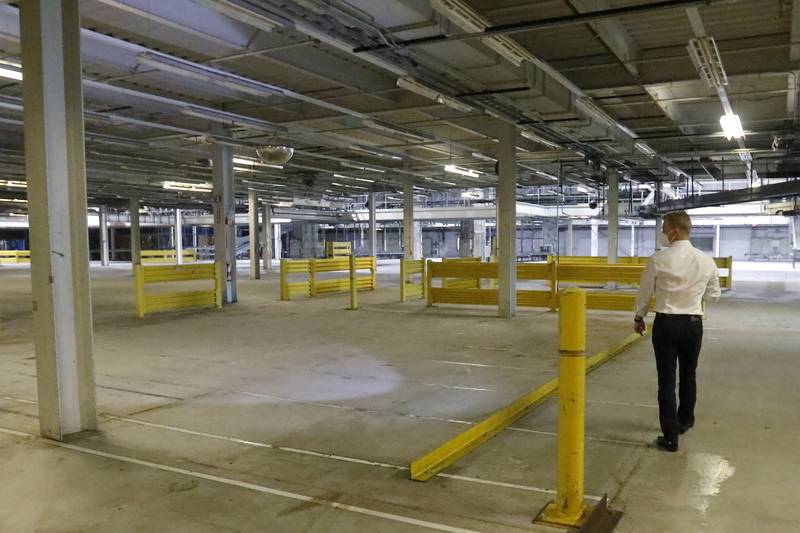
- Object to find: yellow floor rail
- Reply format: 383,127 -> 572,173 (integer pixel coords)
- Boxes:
325,241 -> 352,258
551,255 -> 733,289
134,263 -> 221,318
0,250 -> 30,264
280,256 -> 376,300
141,249 -> 197,264
410,331 -> 646,481
400,258 -> 426,302
427,259 -> 654,312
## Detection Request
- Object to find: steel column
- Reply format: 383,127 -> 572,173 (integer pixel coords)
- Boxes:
497,122 -> 517,318
213,135 -> 237,304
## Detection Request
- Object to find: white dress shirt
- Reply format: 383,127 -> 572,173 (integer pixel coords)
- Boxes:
635,240 -> 721,318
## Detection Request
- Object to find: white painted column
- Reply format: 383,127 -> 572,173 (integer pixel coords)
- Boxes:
21,0 -> 96,439
630,223 -> 636,256
109,224 -> 116,262
192,225 -> 198,249
248,191 -> 260,279
654,215 -> 663,251
607,171 -> 619,264
175,208 -> 183,265
261,203 -> 271,270
274,223 -> 282,260
590,219 -> 599,256
566,218 -> 574,256
497,123 -> 518,318
213,137 -> 237,304
368,191 -> 378,258
714,224 -> 721,257
129,197 -> 140,266
473,220 -> 487,259
403,178 -> 416,259
99,206 -> 109,266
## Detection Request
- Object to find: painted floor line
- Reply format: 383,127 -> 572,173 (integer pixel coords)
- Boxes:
427,360 -> 529,371
422,383 -> 498,392
103,415 -> 589,498
506,427 -> 645,447
0,426 -> 479,533
586,399 -> 658,409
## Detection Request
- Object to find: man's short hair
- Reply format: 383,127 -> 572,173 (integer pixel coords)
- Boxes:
663,211 -> 692,235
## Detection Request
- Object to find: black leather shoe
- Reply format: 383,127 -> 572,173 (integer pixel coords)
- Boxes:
679,421 -> 694,435
655,436 -> 678,452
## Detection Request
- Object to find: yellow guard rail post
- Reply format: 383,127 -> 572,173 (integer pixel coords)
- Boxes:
134,263 -> 221,318
279,259 -> 312,300
535,288 -> 590,528
400,258 -> 425,302
347,254 -> 358,310
141,249 -> 197,264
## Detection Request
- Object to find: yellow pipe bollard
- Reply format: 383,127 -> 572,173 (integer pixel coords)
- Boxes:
348,254 -> 358,310
535,287 -> 590,528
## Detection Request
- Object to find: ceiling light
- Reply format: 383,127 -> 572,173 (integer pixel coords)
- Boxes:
521,130 -> 561,150
162,180 -> 213,193
720,113 -> 744,140
534,170 -> 558,181
349,144 -> 404,160
333,173 -> 374,183
396,77 -> 474,113
471,152 -> 497,162
181,106 -> 285,132
331,182 -> 367,190
0,180 -> 27,188
193,0 -> 282,30
687,37 -> 728,89
444,164 -> 480,178
0,197 -> 27,204
232,157 -> 284,169
340,162 -> 386,173
0,66 -> 22,81
634,142 -> 657,156
362,119 -> 435,142
275,202 -> 293,207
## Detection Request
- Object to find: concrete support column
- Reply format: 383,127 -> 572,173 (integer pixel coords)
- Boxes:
403,178 -> 417,259
654,215 -> 663,251
590,219 -> 599,257
129,198 -> 140,266
566,219 -> 574,256
459,219 -> 474,257
248,191 -> 260,279
191,225 -> 198,249
630,223 -> 636,256
473,220 -> 487,259
21,0 -> 96,439
274,223 -> 282,260
175,208 -> 183,265
368,191 -> 378,258
99,206 -> 109,266
607,171 -> 619,264
261,203 -> 271,270
213,136 -> 237,304
497,123 -> 518,318
714,224 -> 721,257
413,222 -> 423,259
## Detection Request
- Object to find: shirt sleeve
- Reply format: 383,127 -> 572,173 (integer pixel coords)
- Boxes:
634,256 -> 656,319
703,264 -> 721,303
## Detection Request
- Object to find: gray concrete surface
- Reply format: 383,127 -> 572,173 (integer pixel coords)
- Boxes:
0,263 -> 798,532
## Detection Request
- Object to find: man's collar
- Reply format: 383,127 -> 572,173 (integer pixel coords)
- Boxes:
671,239 -> 692,247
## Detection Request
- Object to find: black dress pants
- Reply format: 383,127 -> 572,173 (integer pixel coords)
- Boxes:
652,313 -> 703,442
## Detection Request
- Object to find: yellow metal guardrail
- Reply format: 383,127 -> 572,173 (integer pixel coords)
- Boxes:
325,241 -> 352,258
551,255 -> 733,289
0,250 -> 30,264
280,256 -> 376,300
426,259 -> 655,312
141,249 -> 197,264
441,257 -> 481,290
410,326 -> 647,482
400,258 -> 426,302
134,263 -> 221,318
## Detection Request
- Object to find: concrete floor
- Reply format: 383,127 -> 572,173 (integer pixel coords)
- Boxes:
0,261 -> 798,532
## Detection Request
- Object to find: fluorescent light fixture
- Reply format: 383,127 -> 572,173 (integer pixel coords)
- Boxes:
576,186 -> 590,194
634,142 -> 657,156
534,170 -> 558,181
340,162 -> 385,173
349,144 -> 404,160
333,173 -> 374,183
362,119 -> 435,142
0,180 -> 27,188
0,66 -> 22,81
331,182 -> 367,190
720,113 -> 744,140
0,197 -> 27,204
233,157 -> 284,169
396,77 -> 473,113
521,130 -> 561,150
162,180 -> 213,192
181,105 -> 284,132
275,201 -> 293,207
444,164 -> 480,178
687,37 -> 728,89
471,152 -> 497,162
734,148 -> 753,162
193,0 -> 282,30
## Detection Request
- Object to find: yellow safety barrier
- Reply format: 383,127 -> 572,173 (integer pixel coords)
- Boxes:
280,256 -> 376,300
536,288 -> 589,527
134,263 -> 221,318
552,255 -> 733,289
325,241 -> 352,258
140,249 -> 197,264
426,260 -> 655,312
0,250 -> 30,264
441,257 -> 481,290
409,328 -> 646,482
400,258 -> 426,302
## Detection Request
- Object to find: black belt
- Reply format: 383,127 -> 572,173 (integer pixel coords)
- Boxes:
655,313 -> 702,319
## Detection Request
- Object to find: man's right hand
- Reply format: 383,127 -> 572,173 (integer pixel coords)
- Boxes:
634,317 -> 647,335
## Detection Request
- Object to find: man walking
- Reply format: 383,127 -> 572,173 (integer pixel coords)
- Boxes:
634,211 -> 721,452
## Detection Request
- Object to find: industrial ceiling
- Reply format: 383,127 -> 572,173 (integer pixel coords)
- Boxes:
0,0 -> 798,214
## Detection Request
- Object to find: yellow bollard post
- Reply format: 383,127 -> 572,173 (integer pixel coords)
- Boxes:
535,287 -> 590,528
348,254 -> 358,310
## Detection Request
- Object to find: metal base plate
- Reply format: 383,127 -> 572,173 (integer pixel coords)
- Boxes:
533,495 -> 623,532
